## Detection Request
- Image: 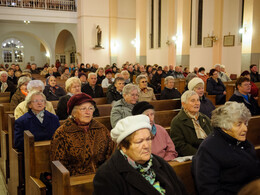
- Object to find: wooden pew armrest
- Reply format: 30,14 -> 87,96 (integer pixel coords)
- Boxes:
30,176 -> 46,188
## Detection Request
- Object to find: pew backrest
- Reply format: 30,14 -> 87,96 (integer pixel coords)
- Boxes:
150,99 -> 181,111
0,92 -> 11,103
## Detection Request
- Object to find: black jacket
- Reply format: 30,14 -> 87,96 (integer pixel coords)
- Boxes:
206,77 -> 226,105
0,80 -> 16,100
229,90 -> 260,116
199,95 -> 215,118
82,83 -> 104,98
250,72 -> 260,82
106,86 -> 123,104
160,87 -> 181,100
151,73 -> 163,93
8,76 -> 18,85
192,127 -> 260,195
43,85 -> 66,101
97,75 -> 105,85
57,94 -> 100,120
93,149 -> 187,195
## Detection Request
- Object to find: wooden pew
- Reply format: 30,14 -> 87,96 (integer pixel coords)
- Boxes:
247,115 -> 260,147
225,83 -> 235,101
51,160 -> 195,195
161,78 -> 186,94
7,114 -> 25,195
155,110 -> 180,133
95,116 -> 112,131
169,161 -> 195,195
0,92 -> 11,103
150,99 -> 181,111
96,104 -> 112,117
93,97 -> 107,105
24,131 -> 50,195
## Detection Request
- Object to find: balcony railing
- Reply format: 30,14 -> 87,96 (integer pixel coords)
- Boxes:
0,0 -> 76,12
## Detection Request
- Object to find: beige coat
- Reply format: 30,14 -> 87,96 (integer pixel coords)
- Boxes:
14,100 -> 56,119
138,87 -> 156,102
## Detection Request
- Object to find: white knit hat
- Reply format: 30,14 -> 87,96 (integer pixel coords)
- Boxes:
111,115 -> 151,144
188,77 -> 204,90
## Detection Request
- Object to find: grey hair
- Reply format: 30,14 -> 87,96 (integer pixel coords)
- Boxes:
27,80 -> 45,92
17,76 -> 31,89
214,64 -> 221,68
65,77 -> 81,92
211,101 -> 251,130
25,91 -> 46,109
185,73 -> 198,84
136,75 -> 147,84
165,76 -> 175,85
115,73 -> 123,78
88,72 -> 97,79
220,64 -> 225,69
0,71 -> 8,76
122,84 -> 139,95
181,90 -> 198,103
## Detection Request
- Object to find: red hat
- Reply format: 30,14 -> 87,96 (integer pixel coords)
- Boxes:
67,93 -> 95,115
105,69 -> 113,75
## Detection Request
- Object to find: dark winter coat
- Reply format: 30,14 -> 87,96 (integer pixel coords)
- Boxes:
106,86 -> 123,104
199,95 -> 215,118
82,83 -> 104,98
160,87 -> 181,100
43,85 -> 66,101
192,127 -> 260,195
206,77 -> 226,105
93,149 -> 188,195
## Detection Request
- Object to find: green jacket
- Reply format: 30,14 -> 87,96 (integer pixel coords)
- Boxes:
170,109 -> 213,156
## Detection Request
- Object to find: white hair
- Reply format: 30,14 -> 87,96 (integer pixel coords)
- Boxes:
27,80 -> 45,92
181,90 -> 198,103
122,84 -> 139,95
165,76 -> 175,85
88,72 -> 97,79
0,71 -> 8,76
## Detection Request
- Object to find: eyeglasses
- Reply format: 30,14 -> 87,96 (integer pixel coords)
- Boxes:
141,81 -> 148,83
79,106 -> 95,112
31,99 -> 45,103
129,93 -> 139,97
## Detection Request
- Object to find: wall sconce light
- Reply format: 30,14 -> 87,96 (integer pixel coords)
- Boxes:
207,33 -> 218,42
166,34 -> 183,46
131,39 -> 137,47
24,20 -> 30,24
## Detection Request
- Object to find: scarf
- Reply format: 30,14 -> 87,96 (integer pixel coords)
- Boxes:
21,89 -> 28,96
184,109 -> 207,139
108,78 -> 113,84
1,82 -> 8,92
32,110 -> 45,123
141,88 -> 148,93
120,150 -> 165,195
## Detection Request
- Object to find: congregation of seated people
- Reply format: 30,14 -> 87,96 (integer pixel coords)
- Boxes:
1,61 -> 260,195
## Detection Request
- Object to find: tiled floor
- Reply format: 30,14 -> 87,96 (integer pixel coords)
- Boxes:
0,171 -> 8,195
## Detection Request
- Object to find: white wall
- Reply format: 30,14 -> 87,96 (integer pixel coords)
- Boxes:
222,0 -> 242,75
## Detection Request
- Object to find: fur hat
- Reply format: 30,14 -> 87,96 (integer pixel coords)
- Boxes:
67,93 -> 95,115
105,69 -> 113,75
132,101 -> 154,115
111,115 -> 151,144
188,77 -> 204,90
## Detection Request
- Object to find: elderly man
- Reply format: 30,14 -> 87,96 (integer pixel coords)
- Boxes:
250,64 -> 260,83
172,66 -> 185,79
0,71 -> 16,98
229,76 -> 260,116
82,72 -> 104,98
30,63 -> 40,74
170,90 -> 213,156
110,84 -> 139,128
219,65 -> 231,82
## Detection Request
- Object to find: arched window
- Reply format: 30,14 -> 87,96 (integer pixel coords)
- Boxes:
2,38 -> 24,64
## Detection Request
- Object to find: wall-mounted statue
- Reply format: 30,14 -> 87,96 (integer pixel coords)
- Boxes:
96,25 -> 102,48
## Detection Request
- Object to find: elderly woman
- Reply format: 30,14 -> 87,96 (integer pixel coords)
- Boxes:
10,76 -> 31,110
14,80 -> 56,119
170,90 -> 213,156
43,76 -> 66,101
192,102 -> 260,194
94,115 -> 187,194
132,101 -> 178,161
110,84 -> 139,128
106,77 -> 125,104
136,75 -> 156,102
56,77 -> 82,120
206,68 -> 226,105
51,93 -> 114,176
160,76 -> 181,100
188,77 -> 215,118
14,91 -> 60,151
121,70 -> 131,84
61,67 -> 71,80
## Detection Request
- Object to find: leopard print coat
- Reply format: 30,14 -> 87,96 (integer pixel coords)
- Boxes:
50,117 -> 115,176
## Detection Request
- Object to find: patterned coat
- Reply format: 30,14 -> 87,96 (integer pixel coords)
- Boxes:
50,118 -> 115,176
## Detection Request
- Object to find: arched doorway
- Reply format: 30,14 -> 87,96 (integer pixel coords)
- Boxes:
55,30 -> 76,65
